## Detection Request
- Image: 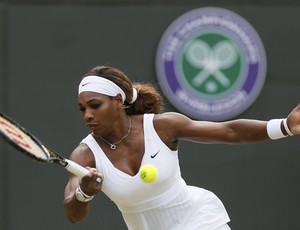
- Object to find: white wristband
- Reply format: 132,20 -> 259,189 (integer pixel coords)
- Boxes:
75,186 -> 94,202
283,118 -> 294,136
267,119 -> 287,140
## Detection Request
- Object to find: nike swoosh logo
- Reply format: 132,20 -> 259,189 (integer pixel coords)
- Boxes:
151,150 -> 160,159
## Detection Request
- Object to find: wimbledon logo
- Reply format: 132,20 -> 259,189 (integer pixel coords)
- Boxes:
156,7 -> 266,121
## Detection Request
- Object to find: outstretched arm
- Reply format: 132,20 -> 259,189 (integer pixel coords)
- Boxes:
154,103 -> 300,146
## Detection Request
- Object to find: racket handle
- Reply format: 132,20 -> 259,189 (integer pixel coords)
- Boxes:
65,159 -> 90,178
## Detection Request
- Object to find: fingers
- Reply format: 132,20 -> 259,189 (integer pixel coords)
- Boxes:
79,167 -> 103,196
286,103 -> 300,135
84,167 -> 103,183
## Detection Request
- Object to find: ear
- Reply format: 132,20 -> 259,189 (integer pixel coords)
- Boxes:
113,94 -> 124,107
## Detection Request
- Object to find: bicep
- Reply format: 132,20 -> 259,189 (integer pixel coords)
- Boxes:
174,115 -> 232,143
155,113 -> 221,144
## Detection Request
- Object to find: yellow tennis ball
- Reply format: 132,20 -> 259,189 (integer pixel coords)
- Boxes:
139,164 -> 158,183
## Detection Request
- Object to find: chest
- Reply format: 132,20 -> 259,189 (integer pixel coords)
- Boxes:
100,134 -> 145,176
99,139 -> 180,209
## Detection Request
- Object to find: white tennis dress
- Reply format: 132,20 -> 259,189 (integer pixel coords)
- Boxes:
81,114 -> 230,230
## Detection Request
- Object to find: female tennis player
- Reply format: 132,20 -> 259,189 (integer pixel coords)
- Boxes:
63,65 -> 300,230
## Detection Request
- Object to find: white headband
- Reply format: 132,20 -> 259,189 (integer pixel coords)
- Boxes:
78,76 -> 138,104
130,88 -> 138,104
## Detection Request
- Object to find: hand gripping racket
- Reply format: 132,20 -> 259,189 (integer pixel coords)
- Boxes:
0,113 -> 89,178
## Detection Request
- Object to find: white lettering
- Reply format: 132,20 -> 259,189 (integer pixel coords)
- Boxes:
176,89 -> 247,115
165,15 -> 259,63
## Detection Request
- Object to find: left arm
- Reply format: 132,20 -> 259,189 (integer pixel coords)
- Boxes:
154,103 -> 300,146
179,118 -> 269,144
155,113 -> 269,145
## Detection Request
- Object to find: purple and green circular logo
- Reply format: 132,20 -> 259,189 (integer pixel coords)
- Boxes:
156,7 -> 266,121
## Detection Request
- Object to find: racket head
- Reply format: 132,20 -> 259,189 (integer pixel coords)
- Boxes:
0,113 -> 51,163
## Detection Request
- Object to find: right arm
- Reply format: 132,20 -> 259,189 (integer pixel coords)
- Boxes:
63,144 -> 103,223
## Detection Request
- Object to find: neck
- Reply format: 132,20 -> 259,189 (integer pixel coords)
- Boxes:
99,115 -> 131,150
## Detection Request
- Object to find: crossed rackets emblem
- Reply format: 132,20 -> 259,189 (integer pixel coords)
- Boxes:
185,40 -> 238,92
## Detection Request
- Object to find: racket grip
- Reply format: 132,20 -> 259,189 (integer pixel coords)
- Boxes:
65,159 -> 90,178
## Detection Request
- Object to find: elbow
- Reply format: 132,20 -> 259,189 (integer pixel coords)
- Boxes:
64,207 -> 84,224
224,131 -> 247,144
63,200 -> 85,224
66,214 -> 82,224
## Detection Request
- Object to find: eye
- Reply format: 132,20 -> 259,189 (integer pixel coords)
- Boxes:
79,105 -> 85,112
91,103 -> 101,110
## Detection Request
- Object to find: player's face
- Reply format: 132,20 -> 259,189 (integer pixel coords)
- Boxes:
78,92 -> 122,136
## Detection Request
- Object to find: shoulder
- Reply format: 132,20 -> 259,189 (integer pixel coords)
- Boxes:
152,112 -> 215,141
69,143 -> 96,168
153,112 -> 193,128
152,112 -> 194,139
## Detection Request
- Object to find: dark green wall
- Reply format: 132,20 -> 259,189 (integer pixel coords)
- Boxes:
0,2 -> 299,230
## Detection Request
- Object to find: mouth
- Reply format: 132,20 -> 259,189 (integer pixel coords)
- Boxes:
87,123 -> 98,129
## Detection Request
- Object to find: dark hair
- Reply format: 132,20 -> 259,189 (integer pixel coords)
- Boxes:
83,66 -> 163,115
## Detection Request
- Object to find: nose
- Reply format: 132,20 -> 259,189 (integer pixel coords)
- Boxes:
83,109 -> 94,122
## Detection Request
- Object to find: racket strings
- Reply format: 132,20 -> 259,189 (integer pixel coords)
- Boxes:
0,114 -> 49,161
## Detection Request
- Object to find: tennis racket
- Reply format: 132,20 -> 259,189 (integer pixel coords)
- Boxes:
0,113 -> 89,177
